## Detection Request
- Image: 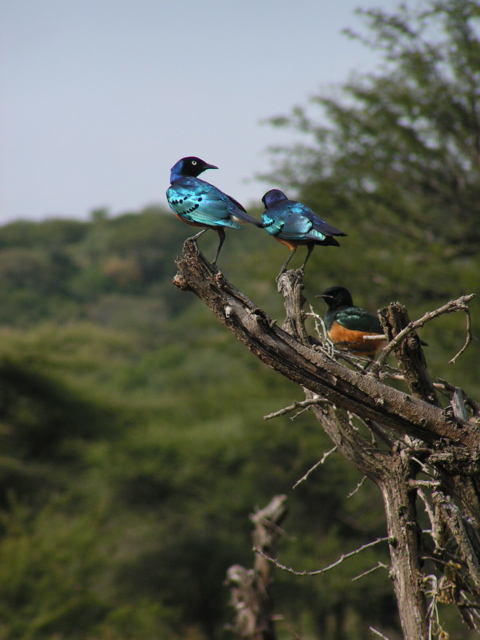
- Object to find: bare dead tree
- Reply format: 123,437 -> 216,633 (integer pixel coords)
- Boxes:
224,495 -> 288,640
173,238 -> 480,640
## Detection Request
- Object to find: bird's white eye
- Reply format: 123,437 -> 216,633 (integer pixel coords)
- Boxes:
191,160 -> 197,165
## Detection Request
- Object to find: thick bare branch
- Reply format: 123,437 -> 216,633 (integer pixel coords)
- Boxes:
378,302 -> 441,407
380,452 -> 429,640
173,240 -> 479,454
432,491 -> 480,592
276,270 -> 310,346
375,294 -> 475,369
225,496 -> 288,640
175,240 -> 480,639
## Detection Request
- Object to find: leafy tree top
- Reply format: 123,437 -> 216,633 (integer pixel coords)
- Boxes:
263,0 -> 480,253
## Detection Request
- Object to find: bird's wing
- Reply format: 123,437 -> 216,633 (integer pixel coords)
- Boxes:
167,180 -> 241,228
261,210 -> 286,236
226,193 -> 248,213
335,307 -> 384,334
263,202 -> 344,240
168,178 -> 260,227
293,203 -> 346,237
261,204 -> 314,239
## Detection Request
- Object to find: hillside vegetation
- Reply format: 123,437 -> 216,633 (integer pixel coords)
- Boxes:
0,204 -> 476,639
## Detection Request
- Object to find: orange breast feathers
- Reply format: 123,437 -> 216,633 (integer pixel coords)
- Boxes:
274,236 -> 303,250
328,321 -> 387,357
174,214 -> 205,228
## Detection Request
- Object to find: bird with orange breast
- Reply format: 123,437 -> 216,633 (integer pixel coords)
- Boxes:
316,286 -> 387,358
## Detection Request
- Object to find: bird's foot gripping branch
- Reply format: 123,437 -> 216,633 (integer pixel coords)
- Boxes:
173,237 -> 480,640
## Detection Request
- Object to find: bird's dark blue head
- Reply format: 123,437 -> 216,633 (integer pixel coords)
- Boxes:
170,156 -> 218,182
262,189 -> 288,209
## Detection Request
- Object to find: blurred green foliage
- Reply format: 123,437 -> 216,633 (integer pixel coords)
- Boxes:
0,197 -> 475,639
0,207 -> 400,639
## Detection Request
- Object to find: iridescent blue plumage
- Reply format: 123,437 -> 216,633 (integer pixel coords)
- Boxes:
167,156 -> 261,264
261,189 -> 346,276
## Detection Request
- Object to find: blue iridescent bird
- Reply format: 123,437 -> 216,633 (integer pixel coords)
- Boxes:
261,189 -> 346,277
167,156 -> 261,264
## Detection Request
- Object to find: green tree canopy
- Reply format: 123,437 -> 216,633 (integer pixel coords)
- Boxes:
264,0 -> 480,261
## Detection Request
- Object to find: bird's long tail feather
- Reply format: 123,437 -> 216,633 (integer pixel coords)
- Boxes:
232,211 -> 263,228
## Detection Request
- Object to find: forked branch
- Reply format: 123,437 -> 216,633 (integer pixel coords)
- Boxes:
174,238 -> 480,640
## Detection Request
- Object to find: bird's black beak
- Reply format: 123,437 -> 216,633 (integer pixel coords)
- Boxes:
206,163 -> 218,170
315,294 -> 332,300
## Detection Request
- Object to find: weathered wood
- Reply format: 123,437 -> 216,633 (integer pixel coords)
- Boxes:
277,270 -> 310,346
432,490 -> 480,591
173,240 -> 479,455
379,302 -> 441,407
380,454 -> 429,640
225,496 -> 288,640
174,238 -> 480,639
278,261 -> 429,640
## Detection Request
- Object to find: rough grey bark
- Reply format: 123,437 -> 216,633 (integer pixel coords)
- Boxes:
225,495 -> 288,639
173,238 -> 480,640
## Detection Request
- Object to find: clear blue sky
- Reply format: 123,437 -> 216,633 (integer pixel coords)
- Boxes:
0,0 -> 398,223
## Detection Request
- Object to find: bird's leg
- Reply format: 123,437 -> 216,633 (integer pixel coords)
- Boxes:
300,244 -> 314,271
191,228 -> 208,241
277,248 -> 297,278
212,228 -> 226,265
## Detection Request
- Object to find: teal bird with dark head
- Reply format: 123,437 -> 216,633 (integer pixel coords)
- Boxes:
167,156 -> 261,264
316,286 -> 387,358
261,189 -> 347,277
